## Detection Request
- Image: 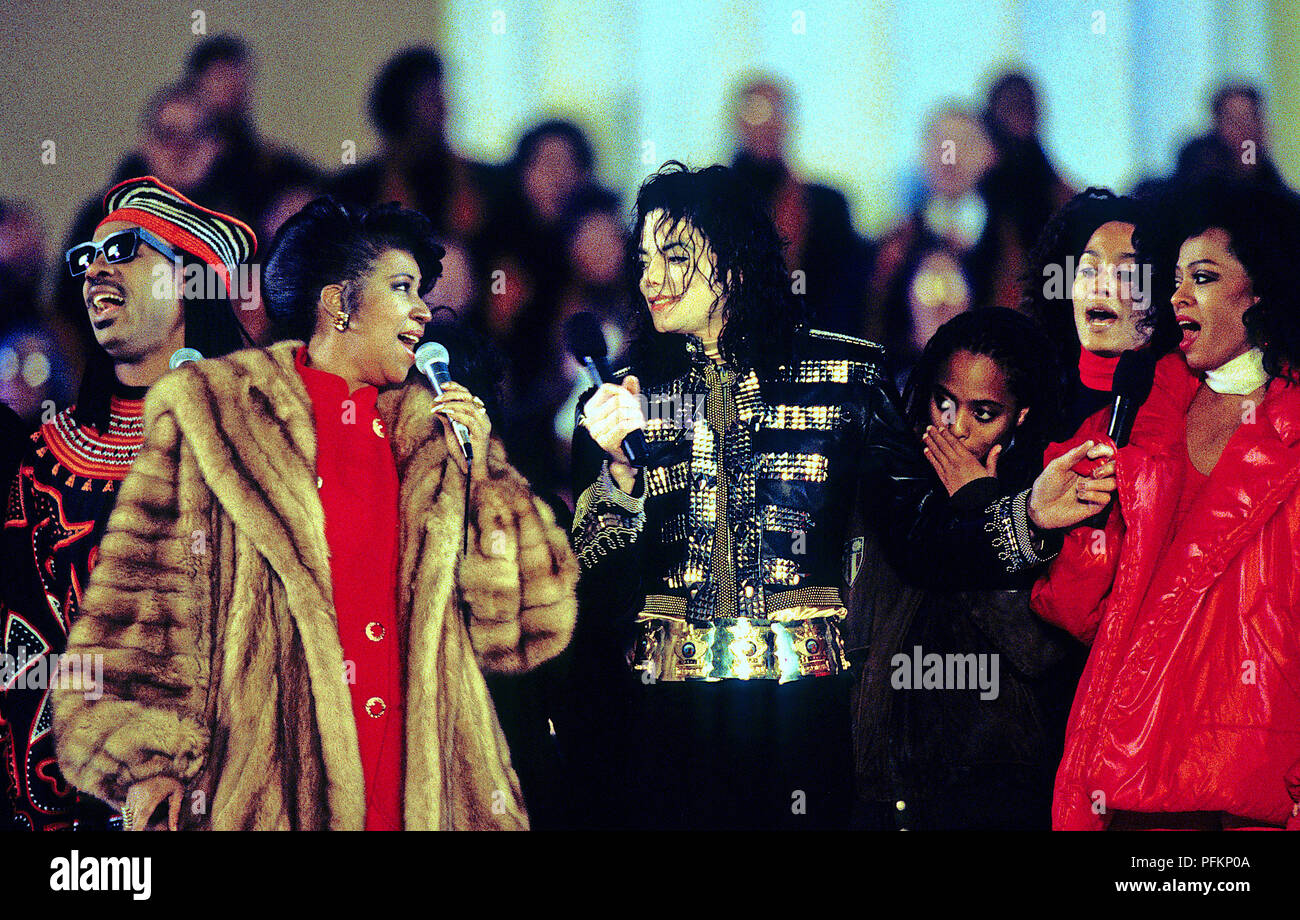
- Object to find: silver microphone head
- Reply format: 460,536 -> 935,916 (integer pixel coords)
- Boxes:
414,341 -> 451,381
169,348 -> 204,370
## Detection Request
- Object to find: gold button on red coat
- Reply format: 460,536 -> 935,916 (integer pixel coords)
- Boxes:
365,696 -> 386,718
365,621 -> 385,641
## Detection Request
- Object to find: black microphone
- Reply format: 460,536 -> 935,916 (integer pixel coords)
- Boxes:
1107,350 -> 1156,448
414,341 -> 473,464
564,312 -> 645,466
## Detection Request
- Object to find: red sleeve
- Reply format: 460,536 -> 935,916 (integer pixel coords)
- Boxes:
1031,354 -> 1198,642
1030,410 -> 1116,643
1031,503 -> 1123,644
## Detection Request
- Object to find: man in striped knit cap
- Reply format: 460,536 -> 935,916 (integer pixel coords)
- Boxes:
0,176 -> 254,830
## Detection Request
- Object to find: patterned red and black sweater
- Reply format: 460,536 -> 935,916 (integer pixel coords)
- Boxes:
0,389 -> 145,830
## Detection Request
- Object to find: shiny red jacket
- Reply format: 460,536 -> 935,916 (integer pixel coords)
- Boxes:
1033,354 -> 1300,830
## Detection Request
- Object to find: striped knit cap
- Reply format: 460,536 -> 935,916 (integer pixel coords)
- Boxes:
97,176 -> 256,295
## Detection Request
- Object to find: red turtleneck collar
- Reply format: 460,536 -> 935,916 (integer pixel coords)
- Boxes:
1078,349 -> 1120,392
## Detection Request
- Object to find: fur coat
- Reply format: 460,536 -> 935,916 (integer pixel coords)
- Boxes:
52,341 -> 578,830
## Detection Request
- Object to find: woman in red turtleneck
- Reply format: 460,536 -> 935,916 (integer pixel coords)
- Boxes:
1016,188 -> 1189,631
54,198 -> 577,830
1019,188 -> 1183,434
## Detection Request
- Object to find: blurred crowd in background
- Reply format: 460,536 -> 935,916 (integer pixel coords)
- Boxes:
1,35 -> 1292,503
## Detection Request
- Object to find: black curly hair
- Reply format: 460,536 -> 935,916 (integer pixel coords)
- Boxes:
902,307 -> 1064,484
261,196 -> 444,343
626,161 -> 803,382
1020,187 -> 1180,375
1161,179 -> 1300,382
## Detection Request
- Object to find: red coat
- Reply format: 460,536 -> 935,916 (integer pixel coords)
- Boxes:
1033,353 -> 1300,829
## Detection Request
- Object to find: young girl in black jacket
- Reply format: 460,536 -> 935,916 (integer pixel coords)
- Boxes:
848,308 -> 1084,830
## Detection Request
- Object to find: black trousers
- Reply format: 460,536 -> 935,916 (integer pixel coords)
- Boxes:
625,675 -> 853,830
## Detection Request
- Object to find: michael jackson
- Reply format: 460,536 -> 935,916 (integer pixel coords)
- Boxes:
568,163 -> 1094,829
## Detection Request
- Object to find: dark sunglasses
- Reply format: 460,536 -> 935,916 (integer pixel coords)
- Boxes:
65,227 -> 178,277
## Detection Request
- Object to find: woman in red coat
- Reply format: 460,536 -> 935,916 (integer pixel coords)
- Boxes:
1032,182 -> 1300,830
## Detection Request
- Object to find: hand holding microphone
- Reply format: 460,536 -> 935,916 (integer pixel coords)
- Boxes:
415,341 -> 490,478
566,313 -> 646,493
582,378 -> 645,492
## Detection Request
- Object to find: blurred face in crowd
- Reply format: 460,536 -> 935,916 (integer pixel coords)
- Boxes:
924,111 -> 996,200
195,60 -> 251,119
908,250 -> 970,353
524,135 -> 586,223
320,249 -> 432,388
568,209 -> 624,287
408,76 -> 447,144
142,96 -> 221,191
82,220 -> 185,366
1172,228 -> 1259,373
426,239 -> 475,312
1072,220 -> 1149,357
1216,92 -> 1265,153
637,208 -> 726,345
736,82 -> 788,161
989,78 -> 1039,140
928,349 -> 1027,464
261,186 -> 318,243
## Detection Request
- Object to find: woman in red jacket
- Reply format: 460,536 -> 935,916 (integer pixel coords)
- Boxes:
1032,182 -> 1300,830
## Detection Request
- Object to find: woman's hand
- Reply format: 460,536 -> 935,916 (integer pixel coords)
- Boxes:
922,424 -> 1001,496
580,376 -> 644,493
431,382 -> 491,481
123,776 -> 183,831
1028,440 -> 1117,530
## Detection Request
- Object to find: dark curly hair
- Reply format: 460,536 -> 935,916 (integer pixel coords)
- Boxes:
1020,187 -> 1180,375
902,307 -> 1064,485
261,196 -> 444,343
368,46 -> 444,141
626,161 -> 803,382
1160,179 -> 1300,382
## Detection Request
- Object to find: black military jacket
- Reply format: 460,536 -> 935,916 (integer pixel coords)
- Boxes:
572,328 -> 1048,625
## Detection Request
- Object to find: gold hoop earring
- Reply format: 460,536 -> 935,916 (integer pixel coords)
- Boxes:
333,310 -> 350,332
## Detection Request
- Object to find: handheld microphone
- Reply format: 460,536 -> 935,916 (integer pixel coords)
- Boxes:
414,341 -> 473,464
564,312 -> 645,466
1107,350 -> 1156,448
169,348 -> 204,370
1073,349 -> 1158,527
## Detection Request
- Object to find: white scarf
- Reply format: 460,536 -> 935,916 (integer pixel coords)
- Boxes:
1205,347 -> 1268,395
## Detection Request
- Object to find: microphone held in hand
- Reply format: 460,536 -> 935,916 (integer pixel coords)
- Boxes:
564,312 -> 645,466
1107,349 -> 1157,448
415,341 -> 473,464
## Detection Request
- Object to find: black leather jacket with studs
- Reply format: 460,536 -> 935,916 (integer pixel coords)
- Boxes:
571,328 -> 1052,626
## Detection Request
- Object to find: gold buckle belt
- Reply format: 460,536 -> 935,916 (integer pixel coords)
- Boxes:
633,612 -> 848,683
